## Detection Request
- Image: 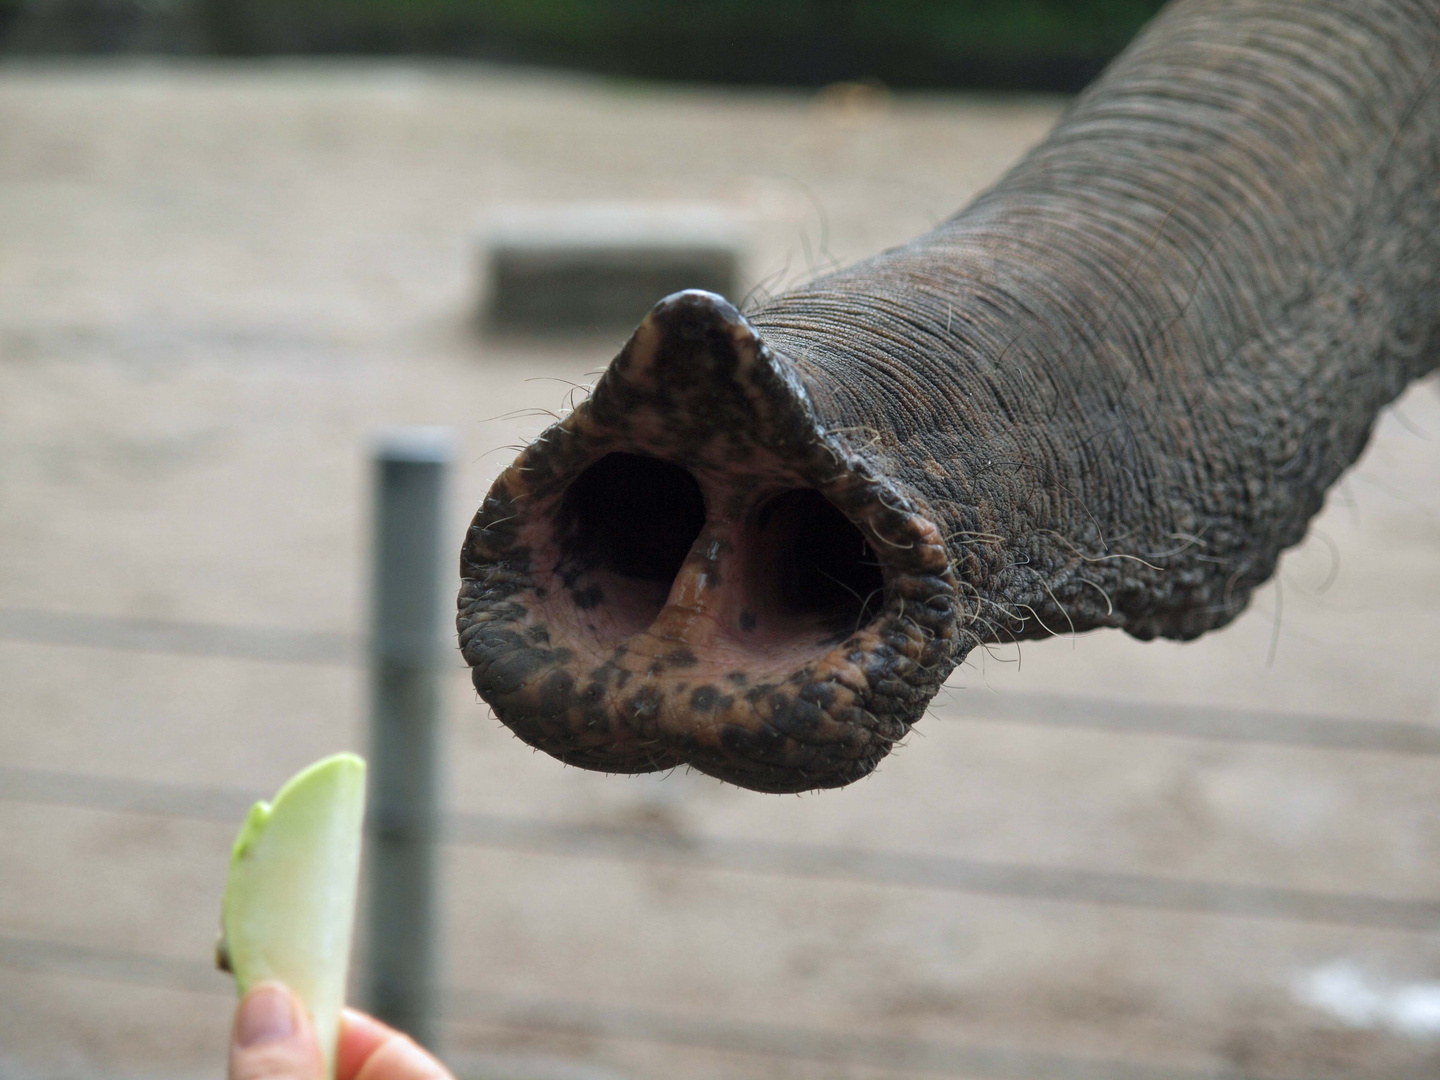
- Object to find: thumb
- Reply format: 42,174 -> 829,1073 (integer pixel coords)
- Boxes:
229,982 -> 325,1080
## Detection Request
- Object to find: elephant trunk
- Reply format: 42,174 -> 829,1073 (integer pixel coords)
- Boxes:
459,0 -> 1440,793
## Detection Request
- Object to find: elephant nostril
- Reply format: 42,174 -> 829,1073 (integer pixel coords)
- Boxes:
554,451 -> 706,642
550,454 -> 885,650
743,488 -> 885,641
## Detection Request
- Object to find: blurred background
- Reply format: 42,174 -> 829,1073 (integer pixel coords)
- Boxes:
2,3 -> 1439,1080
0,0 -> 1167,91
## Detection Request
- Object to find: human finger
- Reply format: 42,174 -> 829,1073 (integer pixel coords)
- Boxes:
336,1009 -> 450,1080
228,982 -> 324,1080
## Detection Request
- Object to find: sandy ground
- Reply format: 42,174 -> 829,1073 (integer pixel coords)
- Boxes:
0,61 -> 1438,1080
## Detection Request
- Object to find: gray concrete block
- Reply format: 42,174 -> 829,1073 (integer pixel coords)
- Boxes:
478,204 -> 745,334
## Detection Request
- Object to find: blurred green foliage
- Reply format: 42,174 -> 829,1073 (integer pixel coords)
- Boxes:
196,0 -> 1171,90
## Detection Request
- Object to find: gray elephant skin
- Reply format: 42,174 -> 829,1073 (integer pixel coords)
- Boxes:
457,0 -> 1440,793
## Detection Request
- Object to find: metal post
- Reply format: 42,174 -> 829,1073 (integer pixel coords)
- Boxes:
365,426 -> 453,1052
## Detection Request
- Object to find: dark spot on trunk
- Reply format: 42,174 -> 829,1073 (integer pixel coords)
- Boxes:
572,585 -> 604,609
690,685 -> 733,712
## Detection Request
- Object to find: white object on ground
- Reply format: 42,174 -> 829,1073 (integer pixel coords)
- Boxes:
1295,959 -> 1440,1039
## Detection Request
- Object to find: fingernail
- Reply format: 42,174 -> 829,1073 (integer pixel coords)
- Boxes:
236,983 -> 297,1047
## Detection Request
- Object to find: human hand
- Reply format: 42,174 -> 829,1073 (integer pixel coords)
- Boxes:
229,982 -> 451,1080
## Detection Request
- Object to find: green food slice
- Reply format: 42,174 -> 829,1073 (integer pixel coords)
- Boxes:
219,753 -> 366,1078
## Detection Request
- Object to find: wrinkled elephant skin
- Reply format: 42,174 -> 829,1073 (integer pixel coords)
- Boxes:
459,0 -> 1440,793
